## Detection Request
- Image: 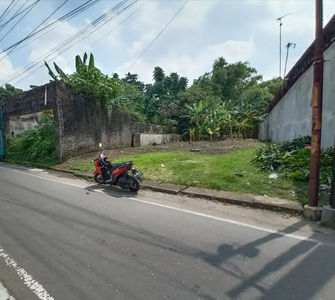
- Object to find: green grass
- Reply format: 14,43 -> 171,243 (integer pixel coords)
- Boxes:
64,148 -> 317,204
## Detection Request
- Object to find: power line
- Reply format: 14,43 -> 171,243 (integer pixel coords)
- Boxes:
0,0 -> 21,33
0,0 -> 16,24
12,0 -> 138,86
126,0 -> 189,72
5,0 -> 138,85
0,0 -> 40,43
0,0 -> 100,57
0,1 -> 37,29
91,0 -> 147,48
0,0 -> 23,32
6,0 -> 69,56
38,0 -> 148,84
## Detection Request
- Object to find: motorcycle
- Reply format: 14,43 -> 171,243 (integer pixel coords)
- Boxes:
93,143 -> 143,192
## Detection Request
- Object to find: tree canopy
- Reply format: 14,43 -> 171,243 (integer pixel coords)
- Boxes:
41,52 -> 282,140
0,84 -> 23,107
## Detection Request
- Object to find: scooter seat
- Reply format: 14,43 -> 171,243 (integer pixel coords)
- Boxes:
110,162 -> 129,169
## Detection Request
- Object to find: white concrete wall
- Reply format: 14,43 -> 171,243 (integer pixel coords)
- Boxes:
259,42 -> 335,148
139,134 -> 181,146
8,112 -> 43,137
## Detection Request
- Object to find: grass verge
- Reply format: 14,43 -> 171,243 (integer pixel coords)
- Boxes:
57,147 -> 328,205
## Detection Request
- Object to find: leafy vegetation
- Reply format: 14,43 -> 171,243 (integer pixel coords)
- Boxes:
59,148 -> 312,203
0,84 -> 23,106
43,53 -> 281,135
6,115 -> 58,166
45,53 -> 121,103
252,136 -> 334,185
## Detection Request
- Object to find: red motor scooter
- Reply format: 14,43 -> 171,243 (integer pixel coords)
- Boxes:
93,143 -> 143,192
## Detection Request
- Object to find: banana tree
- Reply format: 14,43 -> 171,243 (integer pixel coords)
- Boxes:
183,100 -> 213,140
204,108 -> 223,142
45,52 -> 95,82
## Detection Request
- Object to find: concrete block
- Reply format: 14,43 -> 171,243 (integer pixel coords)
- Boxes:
320,205 -> 335,229
142,180 -> 161,189
133,133 -> 141,147
182,187 -> 254,207
254,196 -> 303,213
149,183 -> 187,195
304,205 -> 322,221
74,172 -> 94,179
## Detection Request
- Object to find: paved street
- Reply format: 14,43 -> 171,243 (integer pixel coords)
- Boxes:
0,163 -> 335,300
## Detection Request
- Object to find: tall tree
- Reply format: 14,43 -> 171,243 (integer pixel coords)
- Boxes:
178,76 -> 188,91
211,57 -> 262,102
153,66 -> 165,83
258,77 -> 283,97
123,72 -> 139,85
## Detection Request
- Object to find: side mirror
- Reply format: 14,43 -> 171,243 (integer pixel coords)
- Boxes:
99,143 -> 102,148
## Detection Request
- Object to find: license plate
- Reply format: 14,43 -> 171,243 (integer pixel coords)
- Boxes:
134,171 -> 143,181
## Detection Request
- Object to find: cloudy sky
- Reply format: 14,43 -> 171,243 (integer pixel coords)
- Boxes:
0,0 -> 334,90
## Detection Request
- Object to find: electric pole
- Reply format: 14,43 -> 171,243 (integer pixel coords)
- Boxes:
284,42 -> 296,78
309,0 -> 324,207
276,13 -> 293,78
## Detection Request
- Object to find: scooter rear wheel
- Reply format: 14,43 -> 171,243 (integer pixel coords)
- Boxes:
128,176 -> 140,192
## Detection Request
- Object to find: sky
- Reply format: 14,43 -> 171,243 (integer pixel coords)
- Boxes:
0,0 -> 334,90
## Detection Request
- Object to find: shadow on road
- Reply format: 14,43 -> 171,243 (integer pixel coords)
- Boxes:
201,219 -> 335,299
84,184 -> 139,198
1,179 -> 335,300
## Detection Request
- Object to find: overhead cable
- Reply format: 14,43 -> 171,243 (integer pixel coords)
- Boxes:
126,0 -> 189,72
0,0 -> 40,43
4,0 -> 138,85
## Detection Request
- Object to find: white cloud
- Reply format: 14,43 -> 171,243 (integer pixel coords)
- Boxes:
116,39 -> 254,83
125,0 -> 220,57
3,14 -> 125,88
1,0 -> 334,91
168,0 -> 220,30
0,52 -> 20,83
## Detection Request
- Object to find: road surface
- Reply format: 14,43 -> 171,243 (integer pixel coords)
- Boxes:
0,163 -> 335,300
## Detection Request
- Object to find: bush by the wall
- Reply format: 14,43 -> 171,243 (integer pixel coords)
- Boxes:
251,136 -> 334,185
6,115 -> 58,166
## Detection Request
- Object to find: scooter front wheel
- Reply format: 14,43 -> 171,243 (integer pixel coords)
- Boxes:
94,174 -> 105,184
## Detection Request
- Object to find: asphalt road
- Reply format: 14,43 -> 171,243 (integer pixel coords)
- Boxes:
1,164 -> 335,300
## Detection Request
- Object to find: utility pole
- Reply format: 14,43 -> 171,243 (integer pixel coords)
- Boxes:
330,137 -> 335,209
309,0 -> 324,207
276,13 -> 292,78
283,42 -> 296,78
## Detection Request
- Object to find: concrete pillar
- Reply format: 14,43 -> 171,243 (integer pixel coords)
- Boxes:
304,204 -> 322,221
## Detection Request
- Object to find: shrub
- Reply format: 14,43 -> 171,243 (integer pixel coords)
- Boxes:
6,115 -> 58,166
251,136 -> 333,185
251,136 -> 311,171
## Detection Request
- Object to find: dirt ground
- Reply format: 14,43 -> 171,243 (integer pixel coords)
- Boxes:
58,139 -> 263,168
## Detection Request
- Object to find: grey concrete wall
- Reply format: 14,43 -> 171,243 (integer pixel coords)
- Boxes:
259,42 -> 335,148
8,112 -> 43,137
55,83 -> 177,161
2,83 -> 56,118
133,133 -> 181,147
3,82 -> 178,161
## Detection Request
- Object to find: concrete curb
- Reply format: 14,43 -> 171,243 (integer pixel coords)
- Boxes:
0,162 -> 305,213
65,170 -> 303,214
